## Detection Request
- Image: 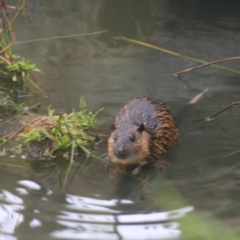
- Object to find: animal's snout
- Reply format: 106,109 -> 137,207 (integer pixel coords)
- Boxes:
115,147 -> 127,159
118,147 -> 125,154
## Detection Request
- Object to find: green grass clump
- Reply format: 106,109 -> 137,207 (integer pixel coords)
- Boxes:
22,128 -> 45,144
20,97 -> 103,153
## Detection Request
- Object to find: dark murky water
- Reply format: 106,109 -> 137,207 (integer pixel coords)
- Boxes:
1,0 -> 240,239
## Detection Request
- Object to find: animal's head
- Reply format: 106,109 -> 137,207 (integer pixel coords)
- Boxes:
108,122 -> 150,165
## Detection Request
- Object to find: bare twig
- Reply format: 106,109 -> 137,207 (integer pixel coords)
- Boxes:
0,54 -> 11,64
206,102 -> 240,119
194,102 -> 240,122
29,73 -> 45,95
15,30 -> 108,44
174,56 -> 240,76
214,160 -> 240,180
0,0 -> 16,41
0,42 -> 14,59
174,88 -> 209,124
0,116 -> 43,140
0,162 -> 25,168
188,88 -> 209,104
114,36 -> 240,75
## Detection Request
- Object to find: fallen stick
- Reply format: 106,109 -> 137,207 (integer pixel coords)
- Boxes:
174,56 -> 240,76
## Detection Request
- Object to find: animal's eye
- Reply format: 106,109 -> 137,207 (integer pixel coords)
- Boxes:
129,135 -> 135,142
113,135 -> 118,141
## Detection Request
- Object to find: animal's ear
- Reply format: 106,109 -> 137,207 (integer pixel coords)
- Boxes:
137,123 -> 145,133
110,123 -> 116,130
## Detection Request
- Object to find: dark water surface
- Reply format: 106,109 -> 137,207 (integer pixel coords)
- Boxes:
1,0 -> 240,239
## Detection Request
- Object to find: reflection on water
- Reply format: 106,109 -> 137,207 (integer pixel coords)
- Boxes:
0,198 -> 23,240
1,0 -> 240,239
0,178 -> 193,239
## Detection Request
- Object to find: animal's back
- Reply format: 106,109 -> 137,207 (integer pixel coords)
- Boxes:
115,97 -> 156,127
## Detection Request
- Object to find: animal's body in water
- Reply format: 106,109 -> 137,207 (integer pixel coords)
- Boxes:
108,97 -> 180,174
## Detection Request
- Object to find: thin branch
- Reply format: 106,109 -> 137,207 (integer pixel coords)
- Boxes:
29,73 -> 45,95
0,54 -> 11,64
14,30 -> 108,45
206,102 -> 240,119
194,102 -> 240,122
0,162 -> 25,168
174,56 -> 240,76
188,88 -> 209,104
0,0 -> 16,41
114,36 -> 240,75
0,43 -> 13,65
0,116 -> 42,140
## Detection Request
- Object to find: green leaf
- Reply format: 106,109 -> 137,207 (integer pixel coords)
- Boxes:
80,96 -> 86,109
47,105 -> 55,116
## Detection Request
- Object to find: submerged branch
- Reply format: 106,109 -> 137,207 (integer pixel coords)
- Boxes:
194,102 -> 240,122
213,154 -> 240,180
206,102 -> 240,119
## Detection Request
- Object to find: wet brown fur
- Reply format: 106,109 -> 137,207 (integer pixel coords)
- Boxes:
108,97 -> 179,168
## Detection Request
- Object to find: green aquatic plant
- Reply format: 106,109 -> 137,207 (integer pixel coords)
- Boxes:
47,105 -> 55,116
57,135 -> 71,149
6,56 -> 40,83
19,97 -> 104,155
14,103 -> 27,114
6,57 -> 37,72
0,0 -> 43,94
73,97 -> 104,129
21,128 -> 45,144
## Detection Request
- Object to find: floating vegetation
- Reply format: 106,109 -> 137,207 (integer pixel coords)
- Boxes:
2,97 -> 104,160
0,95 -> 104,189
